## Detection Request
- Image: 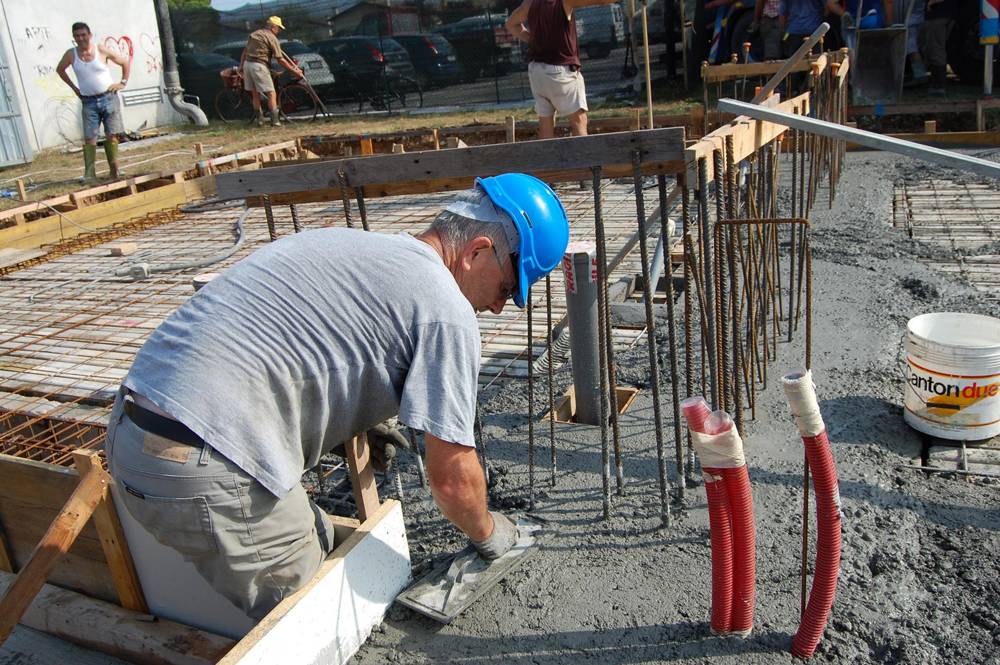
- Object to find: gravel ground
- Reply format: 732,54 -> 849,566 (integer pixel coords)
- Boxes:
354,149 -> 1000,664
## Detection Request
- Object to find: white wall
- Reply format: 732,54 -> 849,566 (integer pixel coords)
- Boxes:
1,0 -> 184,151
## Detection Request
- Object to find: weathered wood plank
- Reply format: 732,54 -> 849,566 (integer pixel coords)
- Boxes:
218,128 -> 686,200
345,434 -> 379,522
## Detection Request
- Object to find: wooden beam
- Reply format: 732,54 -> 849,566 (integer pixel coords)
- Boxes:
344,434 -> 379,522
218,128 -> 686,201
702,58 -> 813,83
0,570 -> 234,665
0,465 -> 106,643
0,524 -> 11,573
71,451 -> 148,614
359,137 -> 374,155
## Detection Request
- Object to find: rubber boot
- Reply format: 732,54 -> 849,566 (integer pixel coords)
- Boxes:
269,107 -> 282,127
83,144 -> 97,182
928,66 -> 946,96
255,107 -> 266,127
104,140 -> 121,179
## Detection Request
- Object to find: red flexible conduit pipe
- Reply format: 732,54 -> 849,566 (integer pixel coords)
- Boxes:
782,371 -> 842,658
682,397 -> 756,636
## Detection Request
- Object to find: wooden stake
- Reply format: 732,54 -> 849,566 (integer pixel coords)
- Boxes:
0,466 -> 106,643
391,143 -> 406,154
924,120 -> 937,133
360,137 -> 374,155
71,452 -> 148,613
14,179 -> 26,202
194,142 -> 204,156
432,128 -> 441,150
344,434 -> 379,522
505,116 -> 516,143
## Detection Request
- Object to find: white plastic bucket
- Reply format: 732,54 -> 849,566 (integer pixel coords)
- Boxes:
903,312 -> 1000,440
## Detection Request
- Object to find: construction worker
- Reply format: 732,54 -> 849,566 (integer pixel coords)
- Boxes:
505,0 -> 620,139
105,173 -> 570,620
240,16 -> 303,127
56,22 -> 131,182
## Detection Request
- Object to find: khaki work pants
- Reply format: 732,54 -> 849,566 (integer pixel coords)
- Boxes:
105,391 -> 336,620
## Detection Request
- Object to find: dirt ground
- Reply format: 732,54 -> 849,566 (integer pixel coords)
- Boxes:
353,149 -> 1000,664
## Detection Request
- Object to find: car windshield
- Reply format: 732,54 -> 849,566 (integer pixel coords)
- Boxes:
193,53 -> 238,68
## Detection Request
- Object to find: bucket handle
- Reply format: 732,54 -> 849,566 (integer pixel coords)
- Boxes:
896,332 -> 927,405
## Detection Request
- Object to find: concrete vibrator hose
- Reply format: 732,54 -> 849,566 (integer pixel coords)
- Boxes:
782,371 -> 842,659
682,397 -> 756,637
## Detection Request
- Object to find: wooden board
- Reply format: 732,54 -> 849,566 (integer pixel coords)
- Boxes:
217,129 -> 686,200
0,570 -> 233,665
0,455 -> 118,603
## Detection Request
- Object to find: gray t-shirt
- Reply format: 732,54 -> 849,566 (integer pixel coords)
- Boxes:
124,229 -> 481,496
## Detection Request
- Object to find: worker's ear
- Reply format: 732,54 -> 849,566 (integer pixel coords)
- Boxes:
461,236 -> 493,271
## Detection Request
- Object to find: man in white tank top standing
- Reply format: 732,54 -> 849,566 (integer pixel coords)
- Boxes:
56,22 -> 130,182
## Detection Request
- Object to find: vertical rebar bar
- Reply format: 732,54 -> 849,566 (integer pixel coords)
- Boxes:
658,174 -> 685,497
633,152 -> 672,528
713,150 -> 730,414
546,275 -> 556,487
353,186 -> 370,232
290,204 -> 302,233
697,157 -> 719,410
681,181 -> 696,479
337,170 -> 354,229
527,284 -> 536,511
592,166 -> 612,521
263,195 -> 277,242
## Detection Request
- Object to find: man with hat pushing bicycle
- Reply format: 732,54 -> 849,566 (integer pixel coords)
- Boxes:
240,16 -> 303,126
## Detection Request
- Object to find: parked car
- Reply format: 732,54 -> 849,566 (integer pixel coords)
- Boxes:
212,39 -> 336,96
309,36 -> 418,93
392,34 -> 464,87
434,14 -> 519,80
576,4 -> 626,59
177,52 -> 240,117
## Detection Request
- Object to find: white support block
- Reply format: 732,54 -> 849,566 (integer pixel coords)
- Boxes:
220,500 -> 410,665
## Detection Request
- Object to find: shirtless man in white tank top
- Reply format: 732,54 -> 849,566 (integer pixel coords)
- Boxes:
56,22 -> 131,181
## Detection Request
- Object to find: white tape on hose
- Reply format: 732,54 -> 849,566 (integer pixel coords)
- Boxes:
781,370 -> 826,437
691,428 -> 746,468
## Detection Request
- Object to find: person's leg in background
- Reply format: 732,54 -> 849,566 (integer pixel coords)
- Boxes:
266,89 -> 281,127
81,98 -> 99,182
760,16 -> 783,60
923,17 -> 953,95
528,62 -> 558,139
904,0 -> 928,83
101,93 -> 125,179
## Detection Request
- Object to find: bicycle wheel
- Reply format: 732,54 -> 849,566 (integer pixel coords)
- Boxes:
278,83 -> 319,122
393,77 -> 424,109
214,88 -> 250,123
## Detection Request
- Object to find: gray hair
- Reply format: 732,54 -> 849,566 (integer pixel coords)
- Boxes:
429,190 -> 513,257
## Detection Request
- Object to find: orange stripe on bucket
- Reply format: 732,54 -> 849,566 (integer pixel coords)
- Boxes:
904,406 -> 1000,427
906,358 -> 1000,380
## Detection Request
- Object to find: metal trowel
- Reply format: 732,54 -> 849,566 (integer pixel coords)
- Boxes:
395,516 -> 543,623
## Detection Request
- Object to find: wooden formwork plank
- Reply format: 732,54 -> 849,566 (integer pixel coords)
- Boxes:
71,451 -> 148,614
0,570 -> 234,665
0,525 -> 11,573
686,92 -> 810,183
217,129 -> 686,201
702,58 -> 813,82
0,462 -> 106,643
345,433 -> 379,522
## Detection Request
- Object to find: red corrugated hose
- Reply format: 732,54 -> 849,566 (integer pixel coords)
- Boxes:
682,397 -> 756,637
782,371 -> 842,659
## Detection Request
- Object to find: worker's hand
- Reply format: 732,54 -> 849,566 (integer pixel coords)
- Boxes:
365,421 -> 410,471
107,82 -> 126,93
471,511 -> 519,561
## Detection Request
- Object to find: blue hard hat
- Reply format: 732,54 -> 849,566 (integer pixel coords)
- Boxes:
476,173 -> 570,308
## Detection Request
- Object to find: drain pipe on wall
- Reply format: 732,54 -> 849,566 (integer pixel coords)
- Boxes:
562,242 -> 602,425
782,370 -> 842,659
154,0 -> 209,126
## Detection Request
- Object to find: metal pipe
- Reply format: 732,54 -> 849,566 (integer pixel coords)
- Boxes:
153,0 -> 209,126
719,98 -> 1000,179
563,244 -> 602,426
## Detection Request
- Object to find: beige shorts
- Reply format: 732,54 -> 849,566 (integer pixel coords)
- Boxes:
528,61 -> 588,118
243,60 -> 274,94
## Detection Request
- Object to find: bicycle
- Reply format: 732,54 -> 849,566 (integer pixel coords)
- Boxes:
355,73 -> 423,113
215,67 -> 326,123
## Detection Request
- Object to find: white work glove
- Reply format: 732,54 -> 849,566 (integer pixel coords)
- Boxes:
471,511 -> 519,561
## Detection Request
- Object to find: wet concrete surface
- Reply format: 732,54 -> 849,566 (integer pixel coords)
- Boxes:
353,149 -> 1000,664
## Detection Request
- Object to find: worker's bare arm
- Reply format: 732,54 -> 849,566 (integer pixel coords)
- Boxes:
506,0 -> 532,43
56,50 -> 81,97
424,433 -> 493,541
98,45 -> 130,91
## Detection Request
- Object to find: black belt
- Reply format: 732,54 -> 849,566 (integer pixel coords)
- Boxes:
124,400 -> 205,448
80,91 -> 112,100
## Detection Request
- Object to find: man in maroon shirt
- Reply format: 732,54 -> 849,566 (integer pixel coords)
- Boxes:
506,0 -> 619,139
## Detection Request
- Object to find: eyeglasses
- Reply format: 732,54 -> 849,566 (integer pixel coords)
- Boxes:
491,245 -> 517,302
